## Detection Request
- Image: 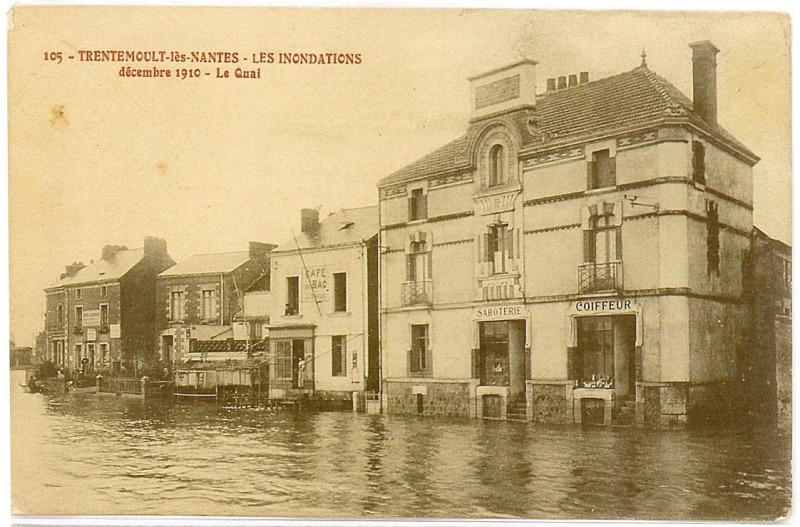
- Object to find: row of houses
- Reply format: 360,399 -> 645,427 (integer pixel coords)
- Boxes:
42,40 -> 790,428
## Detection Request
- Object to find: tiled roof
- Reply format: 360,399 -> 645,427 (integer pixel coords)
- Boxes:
159,251 -> 250,277
378,65 -> 757,187
274,206 -> 379,252
54,248 -> 145,287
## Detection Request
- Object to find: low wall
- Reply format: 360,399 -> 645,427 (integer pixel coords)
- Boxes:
384,380 -> 476,418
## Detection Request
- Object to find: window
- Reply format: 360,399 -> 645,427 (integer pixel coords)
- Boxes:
56,304 -> 64,325
275,341 -> 293,379
408,188 -> 427,221
333,273 -> 347,312
170,291 -> 185,321
489,144 -> 505,186
707,201 -> 720,276
201,289 -> 217,320
75,288 -> 82,300
580,208 -> 622,292
576,316 -> 615,387
482,223 -> 512,274
285,277 -> 300,315
331,335 -> 347,376
587,149 -> 616,189
74,306 -> 83,330
101,285 -> 108,297
407,240 -> 430,282
782,258 -> 792,292
410,324 -> 429,373
75,343 -> 83,366
692,140 -> 706,185
99,343 -> 109,367
100,303 -> 109,329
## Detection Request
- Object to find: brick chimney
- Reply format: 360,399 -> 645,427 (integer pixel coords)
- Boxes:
60,261 -> 85,279
143,236 -> 168,256
101,244 -> 127,260
690,40 -> 720,126
300,208 -> 320,236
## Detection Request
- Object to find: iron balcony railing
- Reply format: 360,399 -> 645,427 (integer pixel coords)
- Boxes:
402,280 -> 433,306
578,261 -> 623,293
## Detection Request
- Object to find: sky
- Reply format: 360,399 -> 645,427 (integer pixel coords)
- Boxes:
7,6 -> 792,347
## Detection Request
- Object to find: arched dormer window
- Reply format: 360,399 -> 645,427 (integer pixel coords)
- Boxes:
489,144 -> 505,187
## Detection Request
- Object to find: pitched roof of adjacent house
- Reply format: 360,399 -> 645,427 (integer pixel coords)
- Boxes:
378,65 -> 758,187
52,248 -> 145,288
274,206 -> 379,252
159,251 -> 251,277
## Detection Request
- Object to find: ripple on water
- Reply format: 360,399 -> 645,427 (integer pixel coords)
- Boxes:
9,371 -> 792,520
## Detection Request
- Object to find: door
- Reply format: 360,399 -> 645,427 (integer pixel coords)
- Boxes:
291,339 -> 305,389
162,335 -> 174,364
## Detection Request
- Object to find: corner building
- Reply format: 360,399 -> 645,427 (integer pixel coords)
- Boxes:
378,42 -> 758,427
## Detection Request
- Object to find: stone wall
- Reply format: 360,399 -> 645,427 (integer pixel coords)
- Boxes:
637,381 -> 742,429
529,383 -> 569,423
385,381 -> 472,418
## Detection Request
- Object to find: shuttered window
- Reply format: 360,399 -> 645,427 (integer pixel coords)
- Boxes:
692,140 -> 706,184
587,149 -> 616,189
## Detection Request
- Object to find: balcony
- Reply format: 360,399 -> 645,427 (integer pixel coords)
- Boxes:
402,280 -> 433,306
578,261 -> 623,293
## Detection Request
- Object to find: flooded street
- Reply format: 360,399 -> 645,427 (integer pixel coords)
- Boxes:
10,371 -> 790,520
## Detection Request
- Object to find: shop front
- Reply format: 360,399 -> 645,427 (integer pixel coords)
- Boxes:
267,324 -> 315,400
473,305 -> 530,419
568,298 -> 641,425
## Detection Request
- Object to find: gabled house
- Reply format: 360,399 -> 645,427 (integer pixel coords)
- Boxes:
44,237 -> 174,375
377,42 -> 759,427
267,207 -> 379,406
156,242 -> 275,366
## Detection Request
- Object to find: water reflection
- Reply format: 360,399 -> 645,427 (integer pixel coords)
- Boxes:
10,372 -> 791,520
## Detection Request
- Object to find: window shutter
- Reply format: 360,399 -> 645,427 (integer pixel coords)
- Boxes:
608,156 -> 617,187
427,250 -> 433,280
406,254 -> 413,281
407,196 -> 414,221
586,161 -> 595,189
616,227 -> 623,261
476,235 -> 482,262
583,230 -> 595,262
482,233 -> 490,262
420,193 -> 428,219
507,227 -> 514,259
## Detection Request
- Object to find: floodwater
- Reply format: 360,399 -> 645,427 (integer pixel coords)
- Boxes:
10,370 -> 791,520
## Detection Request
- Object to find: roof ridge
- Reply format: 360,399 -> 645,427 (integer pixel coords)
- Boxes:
639,66 -> 690,114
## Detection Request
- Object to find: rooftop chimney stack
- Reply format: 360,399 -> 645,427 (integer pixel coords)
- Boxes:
689,40 -> 720,126
61,261 -> 85,279
301,208 -> 320,237
546,78 -> 556,91
557,76 -> 567,89
143,236 -> 168,256
568,74 -> 578,87
579,71 -> 589,84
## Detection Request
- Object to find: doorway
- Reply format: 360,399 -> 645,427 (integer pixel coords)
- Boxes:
479,320 -> 527,401
162,335 -> 174,364
291,339 -> 305,389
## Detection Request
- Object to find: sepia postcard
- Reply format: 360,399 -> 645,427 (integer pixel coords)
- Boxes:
6,4 -> 793,526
